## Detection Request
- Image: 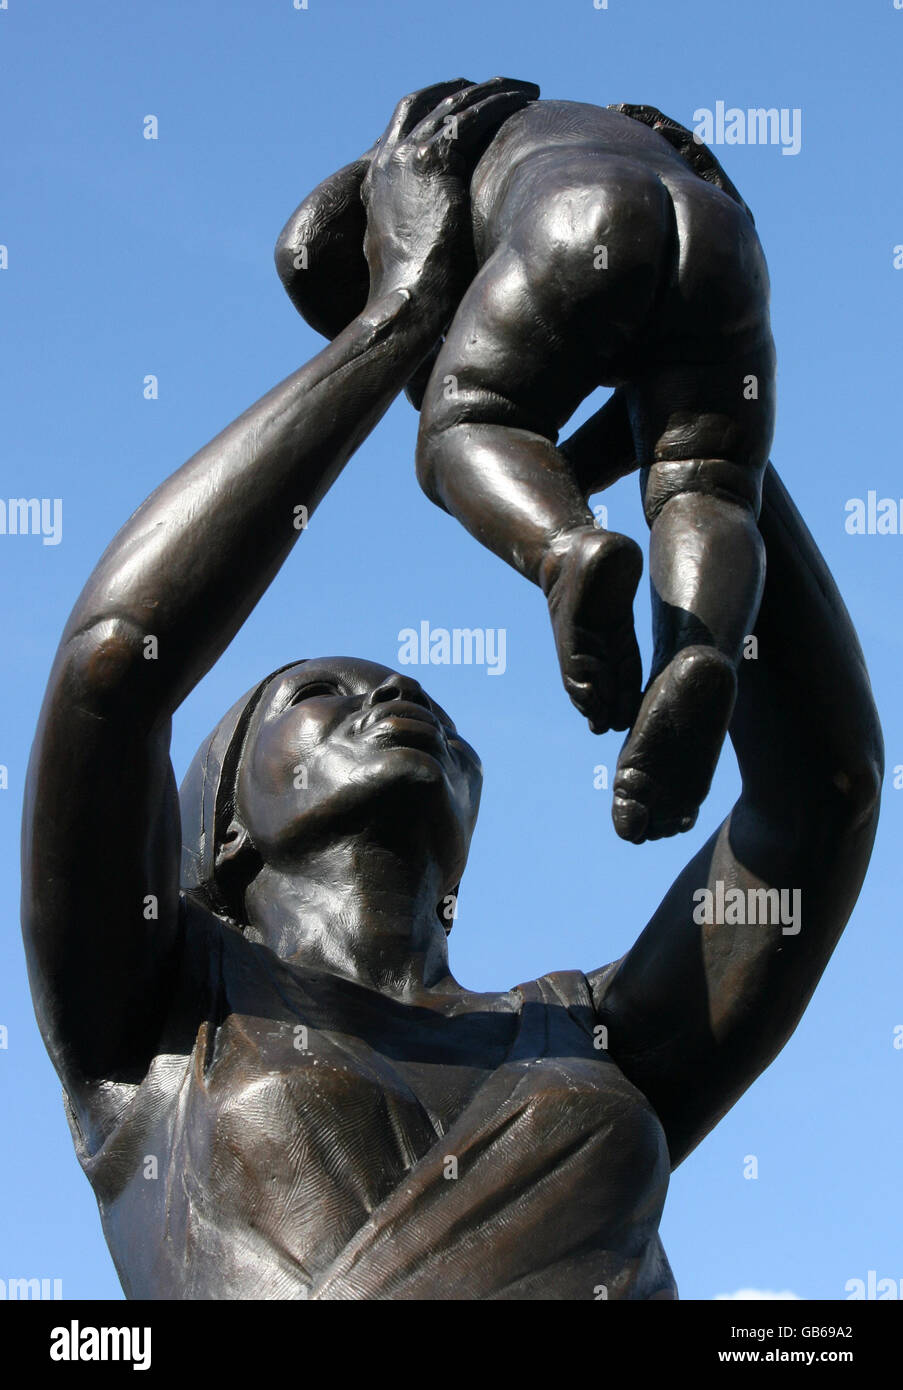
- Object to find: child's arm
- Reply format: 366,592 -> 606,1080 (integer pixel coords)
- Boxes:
275,147 -> 375,339
275,78 -> 539,410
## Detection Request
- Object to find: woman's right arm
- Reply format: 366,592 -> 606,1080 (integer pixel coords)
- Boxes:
21,79 -> 537,1103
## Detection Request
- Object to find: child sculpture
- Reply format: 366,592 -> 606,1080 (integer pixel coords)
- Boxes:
277,91 -> 776,844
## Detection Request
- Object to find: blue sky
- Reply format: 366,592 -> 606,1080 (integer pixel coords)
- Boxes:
2,0 -> 901,1300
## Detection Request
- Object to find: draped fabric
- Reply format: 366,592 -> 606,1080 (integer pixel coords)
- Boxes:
65,904 -> 677,1300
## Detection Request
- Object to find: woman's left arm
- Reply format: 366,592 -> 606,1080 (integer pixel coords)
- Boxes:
590,464 -> 882,1168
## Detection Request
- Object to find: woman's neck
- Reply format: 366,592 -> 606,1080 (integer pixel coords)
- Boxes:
243,839 -> 457,999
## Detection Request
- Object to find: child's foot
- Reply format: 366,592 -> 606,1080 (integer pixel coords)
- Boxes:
541,526 -> 643,733
611,645 -> 737,843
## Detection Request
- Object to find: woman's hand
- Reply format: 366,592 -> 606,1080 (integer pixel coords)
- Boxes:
362,78 -> 538,323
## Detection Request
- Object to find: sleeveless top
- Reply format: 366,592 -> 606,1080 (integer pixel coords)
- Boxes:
64,902 -> 677,1300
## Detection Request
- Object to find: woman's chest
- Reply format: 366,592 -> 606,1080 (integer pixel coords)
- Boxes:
88,972 -> 673,1297
200,993 -> 520,1152
183,990 -> 665,1238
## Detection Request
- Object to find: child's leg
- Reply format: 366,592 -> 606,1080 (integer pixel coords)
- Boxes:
418,415 -> 643,734
417,167 -> 671,732
612,345 -> 776,842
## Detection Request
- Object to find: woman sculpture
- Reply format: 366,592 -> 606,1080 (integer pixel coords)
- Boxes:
22,79 -> 882,1300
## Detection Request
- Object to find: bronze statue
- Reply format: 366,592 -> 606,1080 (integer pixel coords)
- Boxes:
22,79 -> 882,1300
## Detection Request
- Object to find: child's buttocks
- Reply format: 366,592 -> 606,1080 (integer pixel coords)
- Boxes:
468,98 -> 771,368
469,100 -> 691,260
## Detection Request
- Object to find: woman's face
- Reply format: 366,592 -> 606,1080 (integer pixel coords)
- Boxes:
233,657 -> 482,886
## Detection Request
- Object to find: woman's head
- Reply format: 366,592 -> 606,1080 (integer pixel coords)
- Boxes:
180,657 -> 482,931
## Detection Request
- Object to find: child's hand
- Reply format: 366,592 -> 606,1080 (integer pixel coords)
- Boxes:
362,78 -> 538,322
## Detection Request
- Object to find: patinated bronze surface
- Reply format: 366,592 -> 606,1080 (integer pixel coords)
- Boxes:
22,80 -> 882,1300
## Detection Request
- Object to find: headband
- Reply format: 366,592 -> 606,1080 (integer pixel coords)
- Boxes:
179,662 -> 303,920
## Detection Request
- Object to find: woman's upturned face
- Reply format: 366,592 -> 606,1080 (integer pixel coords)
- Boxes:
234,657 -> 482,885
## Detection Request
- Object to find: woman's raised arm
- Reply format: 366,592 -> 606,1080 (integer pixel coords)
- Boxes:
590,464 -> 883,1167
21,79 -> 538,1115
